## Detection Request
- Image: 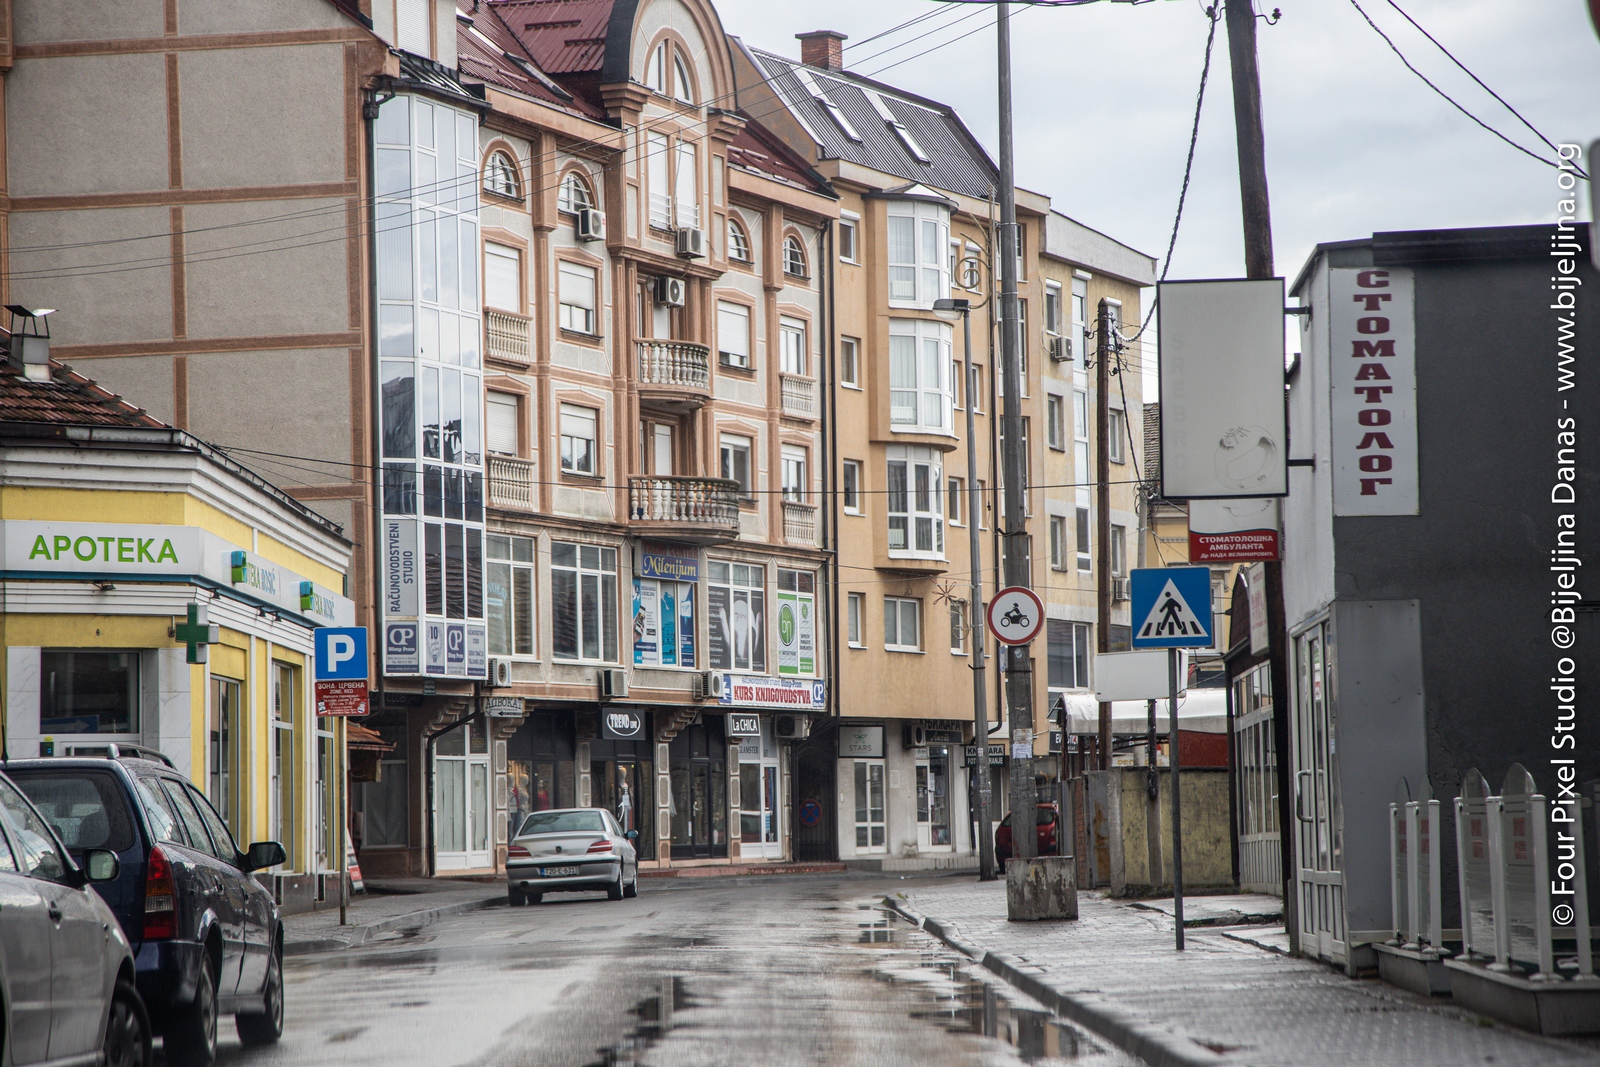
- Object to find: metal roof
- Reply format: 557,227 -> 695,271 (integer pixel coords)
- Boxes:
744,45 -> 998,201
488,0 -> 618,75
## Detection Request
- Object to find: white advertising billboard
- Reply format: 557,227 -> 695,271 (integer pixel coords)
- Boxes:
1158,279 -> 1288,500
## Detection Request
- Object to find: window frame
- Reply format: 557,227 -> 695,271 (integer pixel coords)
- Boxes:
883,596 -> 922,653
847,591 -> 865,648
557,260 -> 598,336
781,444 -> 808,503
1111,524 -> 1127,577
727,217 -> 751,263
946,476 -> 963,526
550,541 -> 619,663
779,316 -> 808,376
483,150 -> 522,201
1046,393 -> 1065,451
837,216 -> 858,263
486,533 -> 537,658
1108,407 -> 1126,465
1049,514 -> 1068,570
839,336 -> 860,388
1075,506 -> 1092,573
888,318 -> 953,435
716,300 -> 751,369
782,234 -> 808,279
559,402 -> 598,477
886,447 -> 944,560
948,598 -> 968,656
40,649 -> 141,738
707,560 -> 767,672
484,241 -> 522,314
719,433 -> 753,498
557,169 -> 595,215
841,459 -> 861,514
886,200 -> 951,309
1048,619 -> 1092,690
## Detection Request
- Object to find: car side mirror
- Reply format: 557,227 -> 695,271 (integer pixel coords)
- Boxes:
84,849 -> 120,883
244,841 -> 286,872
625,830 -> 639,840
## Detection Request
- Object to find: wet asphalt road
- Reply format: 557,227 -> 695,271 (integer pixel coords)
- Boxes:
203,873 -> 1140,1067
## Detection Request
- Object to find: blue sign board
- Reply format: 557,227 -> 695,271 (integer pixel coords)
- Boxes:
1130,567 -> 1214,649
314,626 -> 369,681
639,544 -> 699,582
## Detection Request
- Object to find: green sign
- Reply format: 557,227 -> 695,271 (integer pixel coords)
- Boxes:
174,603 -> 219,665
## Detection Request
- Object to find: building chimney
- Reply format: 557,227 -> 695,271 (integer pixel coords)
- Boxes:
796,30 -> 847,72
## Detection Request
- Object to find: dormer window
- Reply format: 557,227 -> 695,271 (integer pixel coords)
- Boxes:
794,68 -> 861,142
483,150 -> 521,200
869,92 -> 930,163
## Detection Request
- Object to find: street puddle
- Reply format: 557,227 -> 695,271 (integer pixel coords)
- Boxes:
579,976 -> 690,1067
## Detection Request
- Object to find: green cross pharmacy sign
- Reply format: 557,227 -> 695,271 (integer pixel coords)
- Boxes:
173,603 -> 220,664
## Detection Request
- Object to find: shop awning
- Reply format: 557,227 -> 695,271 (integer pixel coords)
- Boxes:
1055,688 -> 1229,736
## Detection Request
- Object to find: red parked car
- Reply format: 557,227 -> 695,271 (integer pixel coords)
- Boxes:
995,802 -> 1060,868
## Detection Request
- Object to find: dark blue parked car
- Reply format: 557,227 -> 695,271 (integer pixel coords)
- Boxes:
6,756 -> 286,1067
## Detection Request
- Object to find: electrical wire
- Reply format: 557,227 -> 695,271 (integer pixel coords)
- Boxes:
1348,0 -> 1582,176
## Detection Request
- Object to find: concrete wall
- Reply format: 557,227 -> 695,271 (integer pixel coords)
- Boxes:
1086,767 -> 1232,894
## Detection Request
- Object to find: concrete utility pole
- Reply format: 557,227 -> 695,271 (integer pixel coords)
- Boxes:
961,304 -> 998,882
1224,0 -> 1298,953
1094,299 -> 1112,769
995,0 -> 1037,860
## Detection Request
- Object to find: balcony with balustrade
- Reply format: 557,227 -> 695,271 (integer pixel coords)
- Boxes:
636,340 -> 711,410
781,500 -> 818,546
780,374 -> 816,421
488,455 -> 536,511
485,310 -> 532,365
628,475 -> 741,544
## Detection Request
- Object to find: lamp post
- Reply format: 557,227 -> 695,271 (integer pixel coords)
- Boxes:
936,296 -> 997,881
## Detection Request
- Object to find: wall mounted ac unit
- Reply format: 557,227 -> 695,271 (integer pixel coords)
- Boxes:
486,657 -> 513,688
598,668 -> 629,700
694,670 -> 726,701
576,207 -> 606,242
655,276 -> 686,308
902,723 -> 927,749
1111,576 -> 1130,602
1049,335 -> 1072,363
675,227 -> 706,259
775,714 -> 811,741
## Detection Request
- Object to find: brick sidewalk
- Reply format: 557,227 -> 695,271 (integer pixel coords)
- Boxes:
894,880 -> 1600,1067
282,878 -> 503,954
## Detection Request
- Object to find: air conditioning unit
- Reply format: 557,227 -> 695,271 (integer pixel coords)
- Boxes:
655,276 -> 686,308
1111,576 -> 1130,602
902,723 -> 927,750
598,668 -> 629,700
576,207 -> 606,242
486,657 -> 513,688
775,714 -> 811,741
675,227 -> 706,259
694,670 -> 726,701
1049,335 -> 1072,363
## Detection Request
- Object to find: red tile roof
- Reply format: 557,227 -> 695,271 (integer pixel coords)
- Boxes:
727,118 -> 832,196
0,360 -> 165,429
489,0 -> 616,75
456,1 -> 610,120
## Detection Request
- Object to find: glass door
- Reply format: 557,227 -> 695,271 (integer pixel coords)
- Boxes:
1292,622 -> 1346,963
435,721 -> 493,870
853,760 -> 886,853
738,720 -> 782,860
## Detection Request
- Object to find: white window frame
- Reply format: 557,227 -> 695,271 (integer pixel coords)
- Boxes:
886,200 -> 950,309
1111,524 -> 1127,577
559,403 -> 597,476
779,317 -> 807,376
1049,514 -> 1067,570
840,336 -> 860,388
672,51 -> 695,104
841,460 -> 861,514
1076,507 -> 1091,573
487,533 -> 537,657
949,598 -> 968,655
947,476 -> 963,526
847,592 -> 865,648
1045,281 -> 1063,337
1072,276 -> 1089,373
720,433 -> 752,496
484,151 -> 520,200
1046,393 -> 1065,451
781,445 -> 808,503
888,318 -> 952,434
486,391 -> 520,456
484,242 -> 521,313
557,170 -> 594,214
1074,389 -> 1090,485
1109,407 -> 1126,464
717,301 -> 751,369
558,261 -> 597,335
883,596 -> 922,653
674,139 -> 699,229
727,217 -> 751,262
647,131 -> 671,229
838,214 -> 859,263
551,541 -> 619,663
886,445 -> 944,560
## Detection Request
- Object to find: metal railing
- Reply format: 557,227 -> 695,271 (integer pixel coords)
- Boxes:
637,340 -> 710,391
485,309 -> 532,364
628,475 -> 740,529
782,500 -> 817,545
780,374 -> 816,419
488,455 -> 535,510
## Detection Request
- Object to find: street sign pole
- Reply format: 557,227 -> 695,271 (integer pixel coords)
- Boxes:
1170,646 -> 1184,950
313,626 -> 369,929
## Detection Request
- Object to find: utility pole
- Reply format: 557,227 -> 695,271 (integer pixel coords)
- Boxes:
962,304 -> 998,881
1224,0 -> 1298,953
1094,299 -> 1112,769
995,1 -> 1037,860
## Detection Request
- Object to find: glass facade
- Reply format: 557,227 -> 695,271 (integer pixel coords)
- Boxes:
375,94 -> 487,679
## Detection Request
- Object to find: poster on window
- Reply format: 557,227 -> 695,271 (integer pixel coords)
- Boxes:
777,591 -> 816,676
708,584 -> 764,672
632,579 -> 658,666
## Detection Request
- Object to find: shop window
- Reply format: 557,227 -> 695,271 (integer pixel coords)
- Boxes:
41,650 -> 139,736
633,575 -> 695,668
551,542 -> 619,662
776,569 -> 816,676
271,665 -> 296,867
210,676 -> 243,845
487,534 -> 536,657
707,561 -> 765,672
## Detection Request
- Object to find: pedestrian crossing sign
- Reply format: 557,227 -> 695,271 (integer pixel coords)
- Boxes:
1130,567 -> 1214,648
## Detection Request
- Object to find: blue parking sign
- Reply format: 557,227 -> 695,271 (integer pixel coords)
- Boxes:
314,627 -> 369,681
1130,568 -> 1213,649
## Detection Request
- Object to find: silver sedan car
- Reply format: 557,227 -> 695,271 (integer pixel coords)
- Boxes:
506,808 -> 639,906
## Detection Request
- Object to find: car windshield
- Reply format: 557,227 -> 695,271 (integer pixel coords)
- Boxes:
1037,807 -> 1057,826
517,811 -> 604,836
10,770 -> 137,852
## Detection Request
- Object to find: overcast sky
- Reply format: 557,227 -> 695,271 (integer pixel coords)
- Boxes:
716,0 -> 1599,385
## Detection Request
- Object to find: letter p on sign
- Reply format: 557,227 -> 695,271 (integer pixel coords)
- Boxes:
315,627 -> 369,681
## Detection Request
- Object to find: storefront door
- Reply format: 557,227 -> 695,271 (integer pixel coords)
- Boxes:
507,712 -> 576,839
435,719 -> 492,870
669,720 -> 727,859
738,719 -> 781,860
1292,622 -> 1346,963
590,746 -> 654,859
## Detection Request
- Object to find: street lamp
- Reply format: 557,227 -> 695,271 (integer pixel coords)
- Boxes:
934,297 -> 997,881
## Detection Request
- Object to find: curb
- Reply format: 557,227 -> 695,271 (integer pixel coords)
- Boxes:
884,895 -> 1247,1067
284,895 -> 499,956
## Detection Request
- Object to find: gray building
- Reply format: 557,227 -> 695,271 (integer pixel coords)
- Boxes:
1283,224 -> 1598,970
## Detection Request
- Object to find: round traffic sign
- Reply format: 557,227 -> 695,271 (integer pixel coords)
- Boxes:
986,586 -> 1045,646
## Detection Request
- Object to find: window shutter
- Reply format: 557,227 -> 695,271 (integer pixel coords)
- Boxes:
486,393 -> 519,455
396,0 -> 431,55
484,244 -> 520,312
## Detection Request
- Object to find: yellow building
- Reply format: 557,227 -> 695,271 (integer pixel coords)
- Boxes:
0,356 -> 355,910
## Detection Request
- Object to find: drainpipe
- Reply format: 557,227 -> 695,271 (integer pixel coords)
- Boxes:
822,222 -> 839,721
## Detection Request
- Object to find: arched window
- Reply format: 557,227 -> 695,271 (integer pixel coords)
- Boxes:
673,53 -> 695,104
783,235 -> 807,277
558,170 -> 595,214
483,150 -> 521,200
647,42 -> 667,94
727,217 -> 750,262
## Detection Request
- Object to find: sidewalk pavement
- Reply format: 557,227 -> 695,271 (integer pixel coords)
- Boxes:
282,878 -> 503,955
888,879 -> 1600,1067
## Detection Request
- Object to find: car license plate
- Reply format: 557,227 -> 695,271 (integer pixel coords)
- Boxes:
541,865 -> 579,877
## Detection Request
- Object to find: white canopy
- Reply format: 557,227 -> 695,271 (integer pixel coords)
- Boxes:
1055,688 -> 1229,735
